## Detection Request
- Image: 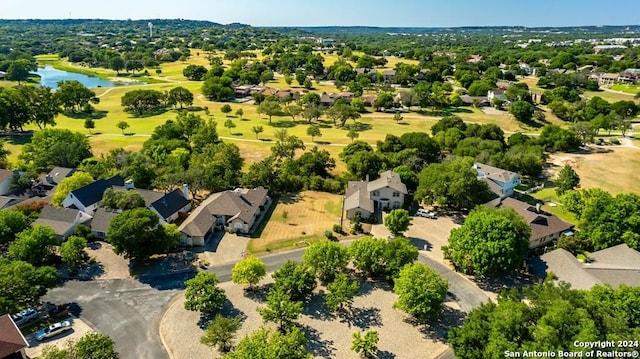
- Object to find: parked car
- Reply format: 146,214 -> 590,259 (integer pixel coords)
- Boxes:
11,308 -> 39,326
416,209 -> 437,219
35,320 -> 72,341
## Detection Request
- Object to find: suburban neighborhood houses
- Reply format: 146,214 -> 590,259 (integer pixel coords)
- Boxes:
1,8 -> 640,359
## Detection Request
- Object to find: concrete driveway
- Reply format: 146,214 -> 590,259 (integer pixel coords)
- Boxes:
25,316 -> 94,358
196,231 -> 251,267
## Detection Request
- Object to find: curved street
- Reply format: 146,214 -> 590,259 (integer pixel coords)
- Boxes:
44,245 -> 488,359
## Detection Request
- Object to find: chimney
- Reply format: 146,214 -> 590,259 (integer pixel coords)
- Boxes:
124,179 -> 135,190
45,174 -> 54,184
365,174 -> 369,182
182,184 -> 189,200
536,202 -> 541,213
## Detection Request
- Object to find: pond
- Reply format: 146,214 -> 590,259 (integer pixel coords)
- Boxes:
34,66 -> 115,89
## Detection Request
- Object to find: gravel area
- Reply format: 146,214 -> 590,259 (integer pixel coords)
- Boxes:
160,276 -> 452,359
86,241 -> 131,280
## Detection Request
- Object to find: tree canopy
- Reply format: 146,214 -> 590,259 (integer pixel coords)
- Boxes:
0,258 -> 57,314
19,128 -> 92,173
184,271 -> 228,315
393,262 -> 449,323
447,206 -> 530,276
302,240 -> 350,282
231,256 -> 267,290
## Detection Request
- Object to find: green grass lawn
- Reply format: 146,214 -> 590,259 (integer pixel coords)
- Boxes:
611,84 -> 640,94
527,187 -> 578,225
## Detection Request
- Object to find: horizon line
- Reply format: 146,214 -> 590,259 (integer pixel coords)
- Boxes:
0,18 -> 639,29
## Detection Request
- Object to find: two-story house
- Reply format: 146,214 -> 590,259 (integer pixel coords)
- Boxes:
473,163 -> 521,197
62,175 -> 125,214
344,170 -> 408,219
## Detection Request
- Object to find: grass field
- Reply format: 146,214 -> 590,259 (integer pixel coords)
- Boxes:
611,84 -> 640,94
247,191 -> 344,254
528,188 -> 578,225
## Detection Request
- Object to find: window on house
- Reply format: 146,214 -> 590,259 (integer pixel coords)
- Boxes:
392,192 -> 399,197
373,191 -> 379,196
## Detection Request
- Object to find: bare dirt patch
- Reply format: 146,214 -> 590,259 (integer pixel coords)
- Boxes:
248,191 -> 343,253
547,146 -> 640,195
160,276 -> 454,359
86,241 -> 131,280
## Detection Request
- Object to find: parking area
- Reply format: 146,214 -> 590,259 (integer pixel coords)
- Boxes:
196,231 -> 250,267
371,214 -> 460,262
24,316 -> 95,358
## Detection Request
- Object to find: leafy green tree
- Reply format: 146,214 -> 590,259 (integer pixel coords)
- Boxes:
184,272 -> 228,315
325,273 -> 360,312
326,102 -> 360,127
6,59 -> 34,84
393,112 -> 403,123
349,237 -> 388,277
252,125 -> 264,139
121,89 -> 166,116
303,240 -> 350,282
116,121 -> 130,134
109,56 -> 125,75
0,258 -> 57,314
55,80 -> 99,113
393,263 -> 449,322
257,100 -> 282,124
60,236 -> 87,271
538,125 -> 582,152
509,100 -> 535,122
430,115 -> 467,136
224,326 -> 310,359
9,225 -> 58,266
202,75 -> 234,101
0,209 -> 31,244
107,208 -> 179,261
383,237 -> 419,279
74,333 -> 119,359
467,80 -> 493,96
224,119 -> 236,133
221,104 -> 232,116
447,206 -> 530,276
351,330 -> 379,359
272,261 -> 317,302
201,315 -> 242,353
384,209 -> 411,237
347,127 -> 360,142
235,108 -> 244,118
285,105 -> 302,122
167,86 -> 194,109
306,125 -> 322,142
555,164 -> 580,195
416,158 -> 492,209
183,64 -> 208,81
258,286 -> 303,332
100,188 -> 146,210
19,128 -> 93,173
84,118 -> 95,134
231,256 -> 266,290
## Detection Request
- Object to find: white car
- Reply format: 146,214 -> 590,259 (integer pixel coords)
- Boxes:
35,320 -> 72,341
416,209 -> 437,219
11,308 -> 39,326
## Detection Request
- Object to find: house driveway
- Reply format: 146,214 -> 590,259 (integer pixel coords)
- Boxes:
196,231 -> 250,267
370,214 -> 460,262
25,315 -> 94,358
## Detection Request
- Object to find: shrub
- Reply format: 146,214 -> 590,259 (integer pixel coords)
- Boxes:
324,230 -> 335,240
332,224 -> 343,234
609,138 -> 621,145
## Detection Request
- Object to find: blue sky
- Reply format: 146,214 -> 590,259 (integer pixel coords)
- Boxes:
1,0 -> 638,27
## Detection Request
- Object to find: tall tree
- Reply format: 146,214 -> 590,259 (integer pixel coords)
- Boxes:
19,128 -> 93,172
302,240 -> 350,282
107,208 -> 179,261
167,86 -> 194,109
116,121 -> 130,134
8,225 -> 58,266
393,263 -> 449,322
325,273 -> 360,312
55,80 -> 98,113
231,256 -> 266,290
447,206 -> 530,276
555,164 -> 580,195
60,235 -> 88,272
0,209 -> 31,244
200,315 -> 242,353
258,286 -> 303,332
184,272 -> 228,315
257,100 -> 282,124
272,260 -> 317,302
384,209 -> 411,237
306,125 -> 322,142
84,118 -> 95,134
252,125 -> 264,139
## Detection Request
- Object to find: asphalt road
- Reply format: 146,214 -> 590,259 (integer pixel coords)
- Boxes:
45,246 -> 487,359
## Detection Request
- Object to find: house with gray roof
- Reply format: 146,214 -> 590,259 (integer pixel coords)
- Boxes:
485,197 -> 573,249
109,182 -> 190,223
179,188 -> 270,246
473,162 -> 521,197
344,170 -> 408,219
62,175 -> 125,214
529,244 -> 640,290
89,207 -> 119,239
33,205 -> 92,242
